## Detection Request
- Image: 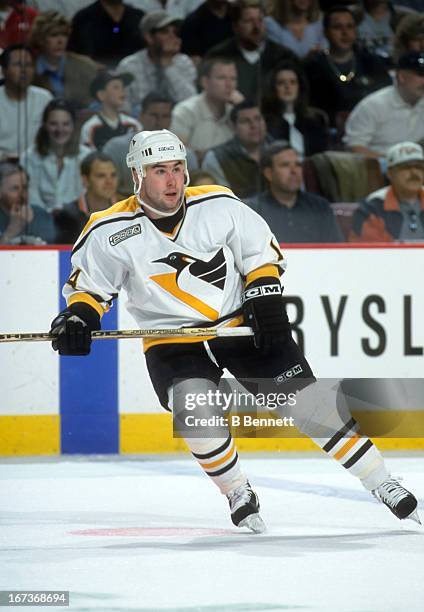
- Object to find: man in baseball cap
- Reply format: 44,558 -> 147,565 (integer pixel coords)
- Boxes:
350,141 -> 424,242
116,10 -> 197,114
80,70 -> 141,150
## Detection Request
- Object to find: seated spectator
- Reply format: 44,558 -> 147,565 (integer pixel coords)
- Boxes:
0,44 -> 53,160
29,11 -> 100,109
344,51 -> 424,158
202,100 -> 270,198
350,141 -> 424,242
103,92 -> 198,195
118,11 -> 196,115
393,13 -> 424,62
189,169 -> 218,186
20,99 -> 90,211
247,140 -> 342,243
67,0 -> 145,67
357,0 -> 397,61
0,1 -> 38,48
127,0 -> 203,16
81,70 -> 141,150
0,161 -> 55,244
54,151 -> 119,243
265,0 -> 327,58
26,1 -> 91,18
207,0 -> 297,102
170,56 -> 239,161
181,0 -> 233,63
304,6 -> 391,127
261,59 -> 329,156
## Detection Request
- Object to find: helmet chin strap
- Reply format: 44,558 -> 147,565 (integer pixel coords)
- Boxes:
134,171 -> 184,218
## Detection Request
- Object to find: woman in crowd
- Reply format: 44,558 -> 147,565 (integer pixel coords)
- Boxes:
30,10 -> 99,109
264,0 -> 326,58
20,99 -> 90,211
261,60 -> 329,156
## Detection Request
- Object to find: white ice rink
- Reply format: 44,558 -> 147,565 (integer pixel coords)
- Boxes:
1,454 -> 423,612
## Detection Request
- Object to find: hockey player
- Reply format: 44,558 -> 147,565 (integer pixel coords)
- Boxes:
50,129 -> 420,532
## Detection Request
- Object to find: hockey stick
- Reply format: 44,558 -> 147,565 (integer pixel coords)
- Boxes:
0,326 -> 254,344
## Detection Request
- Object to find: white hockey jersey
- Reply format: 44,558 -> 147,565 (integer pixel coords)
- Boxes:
63,185 -> 285,349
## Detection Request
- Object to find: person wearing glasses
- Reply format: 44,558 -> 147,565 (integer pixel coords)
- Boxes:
350,141 -> 424,242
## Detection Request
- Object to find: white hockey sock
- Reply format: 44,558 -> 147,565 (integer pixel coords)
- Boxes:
185,434 -> 247,495
293,382 -> 389,491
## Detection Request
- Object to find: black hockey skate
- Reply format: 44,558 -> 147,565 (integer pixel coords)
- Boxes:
373,477 -> 421,524
227,481 -> 266,533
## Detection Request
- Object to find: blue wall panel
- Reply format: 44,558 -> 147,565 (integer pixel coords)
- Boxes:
59,251 -> 119,453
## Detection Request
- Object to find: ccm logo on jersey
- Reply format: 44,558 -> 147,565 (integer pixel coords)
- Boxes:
242,284 -> 282,302
274,364 -> 303,385
109,224 -> 142,246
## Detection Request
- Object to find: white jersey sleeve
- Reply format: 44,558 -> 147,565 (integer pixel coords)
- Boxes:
63,219 -> 127,315
227,199 -> 286,280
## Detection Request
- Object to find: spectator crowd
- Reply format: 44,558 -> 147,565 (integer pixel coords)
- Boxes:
0,0 -> 423,245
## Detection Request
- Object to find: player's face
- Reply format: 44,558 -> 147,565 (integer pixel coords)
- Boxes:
44,31 -> 68,58
388,162 -> 424,196
84,161 -> 118,200
233,8 -> 265,50
100,79 -> 126,109
275,69 -> 299,105
141,161 -> 185,214
140,102 -> 172,130
0,172 -> 28,211
325,12 -> 356,52
4,49 -> 34,89
266,149 -> 303,194
234,107 -> 266,146
45,109 -> 74,146
202,63 -> 237,103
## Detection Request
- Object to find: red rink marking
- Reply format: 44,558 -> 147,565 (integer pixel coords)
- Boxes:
69,527 -> 235,537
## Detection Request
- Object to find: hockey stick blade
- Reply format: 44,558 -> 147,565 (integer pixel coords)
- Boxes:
0,327 -> 254,343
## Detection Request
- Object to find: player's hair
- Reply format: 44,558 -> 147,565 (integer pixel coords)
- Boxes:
0,161 -> 28,189
198,56 -> 236,80
229,0 -> 265,23
230,100 -> 261,124
29,10 -> 71,52
0,44 -> 34,70
260,140 -> 294,170
394,13 -> 424,61
141,92 -> 174,113
35,99 -> 80,158
323,6 -> 356,30
80,152 -> 116,177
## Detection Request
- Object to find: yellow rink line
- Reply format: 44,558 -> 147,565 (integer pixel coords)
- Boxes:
1,412 -> 424,456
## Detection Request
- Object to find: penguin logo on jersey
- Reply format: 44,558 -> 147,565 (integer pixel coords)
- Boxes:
150,248 -> 227,319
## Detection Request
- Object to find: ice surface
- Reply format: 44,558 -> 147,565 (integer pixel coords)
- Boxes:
0,455 -> 423,612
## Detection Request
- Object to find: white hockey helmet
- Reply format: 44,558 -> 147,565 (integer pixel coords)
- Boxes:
126,129 -> 189,186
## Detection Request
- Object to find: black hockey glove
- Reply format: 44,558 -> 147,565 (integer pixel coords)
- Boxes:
50,303 -> 101,356
242,277 -> 290,355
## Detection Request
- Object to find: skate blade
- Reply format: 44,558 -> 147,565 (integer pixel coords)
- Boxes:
238,513 -> 266,534
407,510 -> 421,525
